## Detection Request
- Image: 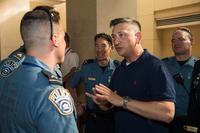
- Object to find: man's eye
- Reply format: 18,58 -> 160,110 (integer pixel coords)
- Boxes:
119,33 -> 124,38
179,38 -> 185,41
112,35 -> 116,40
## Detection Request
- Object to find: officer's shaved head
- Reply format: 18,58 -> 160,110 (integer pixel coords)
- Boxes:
20,6 -> 60,50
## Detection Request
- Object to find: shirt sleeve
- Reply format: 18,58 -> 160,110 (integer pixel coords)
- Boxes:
69,67 -> 82,88
148,61 -> 176,102
68,52 -> 79,69
61,52 -> 79,77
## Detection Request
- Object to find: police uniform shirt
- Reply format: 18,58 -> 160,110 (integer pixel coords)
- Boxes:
109,50 -> 176,133
185,60 -> 200,132
0,56 -> 78,133
60,47 -> 79,77
163,56 -> 196,116
70,58 -> 118,111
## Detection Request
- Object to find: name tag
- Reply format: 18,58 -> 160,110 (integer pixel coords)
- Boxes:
88,77 -> 96,81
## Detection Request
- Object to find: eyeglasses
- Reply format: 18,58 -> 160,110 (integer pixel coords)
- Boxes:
111,31 -> 130,42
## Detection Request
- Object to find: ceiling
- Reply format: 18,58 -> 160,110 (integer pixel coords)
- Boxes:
30,0 -> 66,6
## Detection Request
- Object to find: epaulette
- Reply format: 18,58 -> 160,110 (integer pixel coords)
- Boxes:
9,45 -> 25,59
113,60 -> 120,67
82,59 -> 94,65
161,57 -> 169,61
42,69 -> 63,86
0,47 -> 25,77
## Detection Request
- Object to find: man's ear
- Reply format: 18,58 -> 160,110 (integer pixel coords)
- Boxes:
190,37 -> 194,46
51,35 -> 59,47
111,45 -> 114,50
135,32 -> 142,44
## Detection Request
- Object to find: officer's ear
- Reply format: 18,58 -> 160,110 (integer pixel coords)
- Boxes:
51,34 -> 59,47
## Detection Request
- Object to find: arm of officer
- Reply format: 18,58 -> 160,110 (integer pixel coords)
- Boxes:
37,88 -> 78,133
63,67 -> 77,84
68,68 -> 85,116
69,87 -> 85,116
63,53 -> 79,88
88,83 -> 175,123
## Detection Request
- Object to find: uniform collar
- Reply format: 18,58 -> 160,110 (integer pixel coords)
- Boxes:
95,58 -> 116,71
170,56 -> 196,67
23,55 -> 56,75
121,49 -> 148,66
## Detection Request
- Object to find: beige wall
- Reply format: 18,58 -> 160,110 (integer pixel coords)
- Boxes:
1,1 -> 200,61
68,0 -> 137,63
137,0 -> 200,58
55,3 -> 66,32
96,0 -> 137,61
154,0 -> 200,11
0,0 -> 66,60
137,0 -> 155,55
30,1 -> 66,31
67,0 -> 200,61
161,25 -> 200,58
0,0 -> 29,60
67,0 -> 97,64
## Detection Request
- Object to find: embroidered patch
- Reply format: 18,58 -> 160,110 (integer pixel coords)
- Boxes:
0,59 -> 18,77
48,88 -> 73,115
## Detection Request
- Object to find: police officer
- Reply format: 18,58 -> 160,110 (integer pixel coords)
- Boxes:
0,6 -> 78,133
69,33 -> 119,133
184,59 -> 200,133
162,27 -> 196,133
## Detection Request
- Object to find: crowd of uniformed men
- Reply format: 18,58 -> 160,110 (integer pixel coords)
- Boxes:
0,5 -> 199,133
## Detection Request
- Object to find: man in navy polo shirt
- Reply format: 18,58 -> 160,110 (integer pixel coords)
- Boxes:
86,17 -> 176,133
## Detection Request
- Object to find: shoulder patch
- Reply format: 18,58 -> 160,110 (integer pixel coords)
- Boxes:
0,59 -> 18,77
48,88 -> 73,115
82,59 -> 94,65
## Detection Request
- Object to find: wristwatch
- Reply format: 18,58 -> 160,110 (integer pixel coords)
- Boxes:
122,96 -> 130,109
